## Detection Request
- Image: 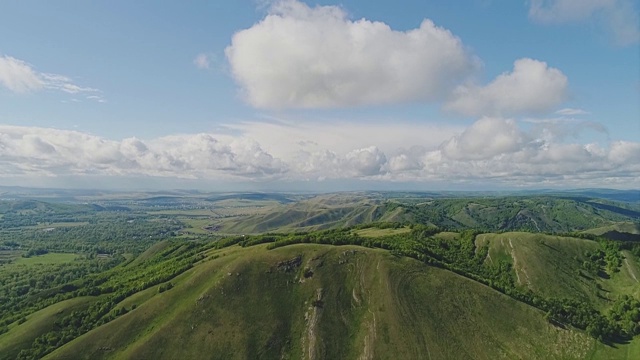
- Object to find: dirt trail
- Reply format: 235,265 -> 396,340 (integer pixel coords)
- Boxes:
508,239 -> 522,285
304,288 -> 323,360
530,218 -> 541,232
508,238 -> 530,287
624,257 -> 638,283
357,257 -> 375,360
358,309 -> 377,360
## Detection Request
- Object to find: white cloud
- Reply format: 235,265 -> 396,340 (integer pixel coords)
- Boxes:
224,119 -> 463,159
0,56 -> 43,93
385,147 -> 426,172
225,0 -> 476,109
1,118 -> 638,188
86,95 -> 106,103
609,140 -> 640,164
194,53 -> 212,69
524,118 -> 609,144
445,58 -> 568,117
555,108 -> 589,116
528,0 -> 640,45
0,126 -> 286,179
345,146 -> 387,176
441,117 -> 525,160
0,54 -> 104,102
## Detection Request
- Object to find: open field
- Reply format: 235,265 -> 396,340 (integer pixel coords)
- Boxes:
148,209 -> 218,216
354,226 -> 411,237
11,253 -> 79,267
178,218 -> 216,234
32,222 -> 89,229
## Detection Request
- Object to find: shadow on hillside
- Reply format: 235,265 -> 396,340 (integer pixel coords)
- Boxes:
539,242 -> 558,251
602,230 -> 640,242
602,335 -> 632,347
548,318 -> 567,329
572,197 -> 640,218
578,272 -> 593,280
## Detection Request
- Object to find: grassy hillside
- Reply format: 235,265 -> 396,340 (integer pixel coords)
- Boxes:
218,196 -> 404,234
46,244 -> 609,360
476,232 -> 640,309
583,222 -> 640,242
477,233 -> 602,303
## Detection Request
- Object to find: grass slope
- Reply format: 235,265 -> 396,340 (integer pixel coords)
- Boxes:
125,240 -> 171,267
477,233 -> 603,303
47,244 -> 610,360
476,232 -> 640,313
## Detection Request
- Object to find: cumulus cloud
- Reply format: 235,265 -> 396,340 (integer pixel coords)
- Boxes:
0,54 -> 104,102
385,147 -> 427,173
1,119 -> 639,188
528,0 -> 640,45
0,126 -> 286,179
445,58 -> 568,117
225,0 -> 476,108
441,117 -> 525,160
345,146 -> 387,176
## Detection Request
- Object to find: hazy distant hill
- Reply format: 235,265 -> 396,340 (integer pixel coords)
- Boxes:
216,194 -> 640,234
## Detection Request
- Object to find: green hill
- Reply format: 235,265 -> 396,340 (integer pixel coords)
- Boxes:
476,232 -> 640,307
9,236 -> 626,360
44,244 -> 610,360
3,226 -> 640,359
477,233 -> 603,301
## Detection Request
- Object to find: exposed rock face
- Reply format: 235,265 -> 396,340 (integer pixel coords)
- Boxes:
277,255 -> 302,272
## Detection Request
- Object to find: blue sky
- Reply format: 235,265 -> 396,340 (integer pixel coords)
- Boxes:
0,0 -> 638,190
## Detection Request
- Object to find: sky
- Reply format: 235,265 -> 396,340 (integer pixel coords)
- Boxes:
0,0 -> 639,191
